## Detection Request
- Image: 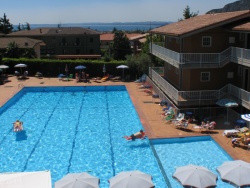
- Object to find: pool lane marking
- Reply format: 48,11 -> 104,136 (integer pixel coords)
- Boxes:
105,87 -> 116,176
66,91 -> 85,173
22,92 -> 65,171
149,140 -> 172,188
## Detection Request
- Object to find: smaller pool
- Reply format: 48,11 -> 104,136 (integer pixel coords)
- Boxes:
151,136 -> 234,188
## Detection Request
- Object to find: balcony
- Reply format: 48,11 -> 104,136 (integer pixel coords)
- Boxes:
149,68 -> 250,109
150,43 -> 250,69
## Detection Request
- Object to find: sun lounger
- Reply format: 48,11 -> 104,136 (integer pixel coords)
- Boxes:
35,72 -> 43,79
175,117 -> 192,130
164,109 -> 175,123
223,130 -> 240,137
193,125 -> 202,132
110,76 -> 121,81
101,75 -> 109,81
172,113 -> 185,124
142,89 -> 153,95
223,127 -> 249,137
134,74 -> 146,83
193,121 -> 216,133
236,131 -> 250,138
138,84 -> 151,89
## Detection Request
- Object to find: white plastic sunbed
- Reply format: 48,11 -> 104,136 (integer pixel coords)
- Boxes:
223,127 -> 249,137
223,129 -> 240,137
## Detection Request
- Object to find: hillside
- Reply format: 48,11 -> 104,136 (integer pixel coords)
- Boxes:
207,0 -> 250,13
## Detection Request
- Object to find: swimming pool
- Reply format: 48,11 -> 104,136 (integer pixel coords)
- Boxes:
151,136 -> 234,188
0,86 -> 166,188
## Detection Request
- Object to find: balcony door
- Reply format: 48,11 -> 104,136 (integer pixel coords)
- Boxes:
247,34 -> 250,49
243,68 -> 249,91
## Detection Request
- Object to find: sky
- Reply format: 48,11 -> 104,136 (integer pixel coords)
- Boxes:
1,0 -> 236,25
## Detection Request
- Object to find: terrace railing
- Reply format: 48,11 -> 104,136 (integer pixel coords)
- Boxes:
149,67 -> 250,109
150,43 -> 250,69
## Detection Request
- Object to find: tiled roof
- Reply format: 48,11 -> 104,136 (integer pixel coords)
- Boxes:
0,37 -> 44,48
129,34 -> 147,41
100,33 -> 144,41
150,10 -> 250,37
100,33 -> 114,41
8,27 -> 100,36
231,22 -> 250,31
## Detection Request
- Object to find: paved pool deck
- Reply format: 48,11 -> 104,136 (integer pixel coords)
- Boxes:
0,75 -> 249,162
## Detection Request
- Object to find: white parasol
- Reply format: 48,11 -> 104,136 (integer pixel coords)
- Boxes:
116,65 -> 129,80
14,64 -> 27,75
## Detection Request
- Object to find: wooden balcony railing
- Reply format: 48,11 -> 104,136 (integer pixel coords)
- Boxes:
149,67 -> 250,109
150,43 -> 250,69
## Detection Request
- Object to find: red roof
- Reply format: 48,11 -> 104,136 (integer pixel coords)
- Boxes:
100,33 -> 144,41
150,10 -> 250,37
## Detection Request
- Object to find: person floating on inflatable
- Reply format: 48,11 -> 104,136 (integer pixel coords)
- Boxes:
13,120 -> 23,132
123,130 -> 146,141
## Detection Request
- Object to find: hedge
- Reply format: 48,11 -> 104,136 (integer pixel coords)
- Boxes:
2,58 -> 131,78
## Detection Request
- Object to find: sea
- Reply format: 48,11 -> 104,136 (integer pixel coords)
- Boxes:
14,22 -> 170,32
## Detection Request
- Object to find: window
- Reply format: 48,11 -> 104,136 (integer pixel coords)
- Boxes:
168,63 -> 171,70
75,37 -> 80,46
229,37 -> 235,44
61,38 -> 66,46
238,66 -> 242,76
240,33 -> 245,41
200,72 -> 210,82
227,72 -> 234,78
202,36 -> 211,47
76,49 -> 80,55
89,38 -> 93,43
175,67 -> 179,75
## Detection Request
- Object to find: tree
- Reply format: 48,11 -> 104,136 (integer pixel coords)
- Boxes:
25,22 -> 31,30
112,30 -> 132,60
126,53 -> 152,78
0,13 -> 13,34
4,42 -> 19,58
179,5 -> 199,21
22,48 -> 36,58
17,23 -> 21,31
141,34 -> 164,54
112,27 -> 117,33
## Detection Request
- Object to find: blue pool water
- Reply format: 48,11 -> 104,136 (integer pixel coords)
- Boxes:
151,136 -> 234,188
0,86 -> 166,188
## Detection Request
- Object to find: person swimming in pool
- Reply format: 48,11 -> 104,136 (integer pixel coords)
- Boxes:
123,130 -> 146,141
13,120 -> 23,132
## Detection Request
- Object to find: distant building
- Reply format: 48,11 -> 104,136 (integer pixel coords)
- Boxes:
0,37 -> 44,58
7,27 -> 101,59
100,33 -> 146,56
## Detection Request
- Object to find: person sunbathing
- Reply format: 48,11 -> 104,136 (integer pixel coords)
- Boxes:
232,133 -> 250,147
202,121 -> 216,130
13,120 -> 23,132
175,117 -> 192,126
123,130 -> 146,141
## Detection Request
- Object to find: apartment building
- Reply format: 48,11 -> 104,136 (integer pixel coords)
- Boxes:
8,27 -> 101,59
148,10 -> 250,123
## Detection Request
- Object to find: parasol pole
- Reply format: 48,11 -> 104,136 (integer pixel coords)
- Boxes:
224,107 -> 230,125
